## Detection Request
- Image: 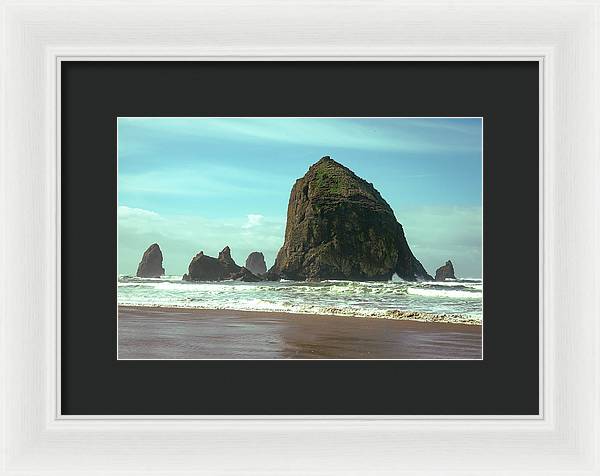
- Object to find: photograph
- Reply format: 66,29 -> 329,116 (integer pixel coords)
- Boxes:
117,117 -> 483,359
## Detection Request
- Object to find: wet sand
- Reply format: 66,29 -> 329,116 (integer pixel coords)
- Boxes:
118,306 -> 482,359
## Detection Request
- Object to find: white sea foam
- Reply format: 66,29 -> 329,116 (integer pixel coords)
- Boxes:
421,280 -> 481,289
406,287 -> 482,299
117,275 -> 483,325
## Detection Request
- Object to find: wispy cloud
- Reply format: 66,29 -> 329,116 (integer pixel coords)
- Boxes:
117,206 -> 160,219
119,117 -> 482,154
118,164 -> 286,199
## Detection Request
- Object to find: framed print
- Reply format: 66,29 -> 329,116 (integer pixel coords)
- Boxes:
61,60 -> 538,416
1,1 -> 599,475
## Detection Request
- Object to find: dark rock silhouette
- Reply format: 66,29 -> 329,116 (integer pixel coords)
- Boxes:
230,267 -> 263,282
136,243 -> 165,278
183,251 -> 226,281
245,252 -> 267,275
217,246 -> 241,276
183,246 -> 262,282
268,156 -> 432,281
435,260 -> 456,281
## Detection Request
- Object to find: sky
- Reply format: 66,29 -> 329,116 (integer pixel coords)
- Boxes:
118,117 -> 483,278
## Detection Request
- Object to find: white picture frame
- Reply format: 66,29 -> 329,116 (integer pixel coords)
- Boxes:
1,1 -> 598,474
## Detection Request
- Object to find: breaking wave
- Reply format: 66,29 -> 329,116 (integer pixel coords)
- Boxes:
117,275 -> 483,325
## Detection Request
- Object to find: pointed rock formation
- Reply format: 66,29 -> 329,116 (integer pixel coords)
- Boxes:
435,260 -> 456,281
183,246 -> 262,282
268,156 -> 432,281
217,246 -> 241,276
245,251 -> 267,276
136,243 -> 165,278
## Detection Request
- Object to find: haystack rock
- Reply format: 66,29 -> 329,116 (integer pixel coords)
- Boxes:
136,243 -> 165,278
245,251 -> 267,275
435,260 -> 456,281
268,156 -> 432,281
183,246 -> 261,282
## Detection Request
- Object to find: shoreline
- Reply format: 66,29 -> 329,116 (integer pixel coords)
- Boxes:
117,304 -> 482,326
118,305 -> 482,359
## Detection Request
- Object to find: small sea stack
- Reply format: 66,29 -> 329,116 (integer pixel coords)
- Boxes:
435,260 -> 456,281
183,251 -> 227,281
245,251 -> 267,276
136,243 -> 165,278
183,246 -> 262,282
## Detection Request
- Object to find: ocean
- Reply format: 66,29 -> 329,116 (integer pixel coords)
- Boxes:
117,275 -> 483,325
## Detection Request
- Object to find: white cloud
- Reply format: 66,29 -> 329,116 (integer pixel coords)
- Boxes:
117,205 -> 160,219
242,214 -> 265,229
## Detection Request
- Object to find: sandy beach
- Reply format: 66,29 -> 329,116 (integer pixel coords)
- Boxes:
118,305 -> 482,359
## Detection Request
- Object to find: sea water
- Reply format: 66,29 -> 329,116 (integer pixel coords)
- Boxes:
117,275 -> 483,325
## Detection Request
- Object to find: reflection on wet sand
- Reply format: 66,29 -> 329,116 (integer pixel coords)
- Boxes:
118,306 -> 482,360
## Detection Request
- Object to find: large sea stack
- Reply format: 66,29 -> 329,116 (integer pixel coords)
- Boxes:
183,246 -> 261,282
136,243 -> 165,278
268,156 -> 432,281
435,260 -> 456,281
245,252 -> 267,275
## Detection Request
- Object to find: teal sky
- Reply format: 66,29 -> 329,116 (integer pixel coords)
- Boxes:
118,117 -> 483,278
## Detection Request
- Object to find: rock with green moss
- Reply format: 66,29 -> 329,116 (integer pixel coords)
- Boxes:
267,156 -> 432,282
